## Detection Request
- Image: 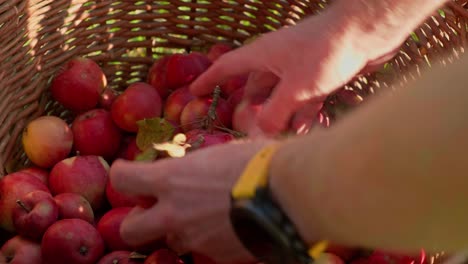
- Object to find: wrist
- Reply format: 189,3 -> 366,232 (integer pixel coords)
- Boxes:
268,132 -> 329,246
231,137 -> 329,263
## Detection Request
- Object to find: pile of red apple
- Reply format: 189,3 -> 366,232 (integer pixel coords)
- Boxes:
0,44 -> 426,264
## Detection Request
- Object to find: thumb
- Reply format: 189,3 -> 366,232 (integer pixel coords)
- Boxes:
120,205 -> 170,246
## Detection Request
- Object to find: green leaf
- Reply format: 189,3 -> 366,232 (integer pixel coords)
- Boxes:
134,148 -> 158,162
136,118 -> 175,151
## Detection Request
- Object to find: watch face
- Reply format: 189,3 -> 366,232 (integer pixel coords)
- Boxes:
230,200 -> 297,264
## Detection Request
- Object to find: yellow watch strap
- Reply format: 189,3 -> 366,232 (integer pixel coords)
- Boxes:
232,143 -> 329,260
231,143 -> 280,199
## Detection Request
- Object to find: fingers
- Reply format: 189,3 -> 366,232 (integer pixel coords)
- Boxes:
243,71 -> 278,103
120,205 -> 171,246
190,44 -> 262,97
290,102 -> 324,135
257,80 -> 316,135
109,159 -> 166,197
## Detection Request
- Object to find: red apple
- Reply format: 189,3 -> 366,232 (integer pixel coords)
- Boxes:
54,193 -> 94,224
22,116 -> 73,168
111,82 -> 163,132
227,87 -> 245,110
117,136 -> 142,161
207,43 -> 233,62
72,109 -> 123,160
19,167 -> 49,186
99,88 -> 120,110
164,86 -> 196,124
148,53 -> 211,98
144,249 -> 184,264
97,207 -> 133,251
12,190 -> 59,240
50,57 -> 107,113
49,155 -> 109,211
220,75 -> 248,98
42,218 -> 105,264
180,97 -> 232,132
105,179 -> 139,208
186,129 -> 235,150
97,251 -> 142,264
0,172 -> 49,232
0,236 -> 42,264
166,53 -> 211,90
147,56 -> 171,98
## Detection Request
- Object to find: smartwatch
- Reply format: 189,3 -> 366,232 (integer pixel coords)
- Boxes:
230,144 -> 328,264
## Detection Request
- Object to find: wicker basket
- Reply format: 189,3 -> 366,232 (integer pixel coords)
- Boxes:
0,0 -> 467,262
0,0 -> 467,174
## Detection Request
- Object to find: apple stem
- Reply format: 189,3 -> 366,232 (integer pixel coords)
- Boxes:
205,86 -> 221,132
79,246 -> 88,256
129,251 -> 147,260
189,135 -> 205,150
16,200 -> 31,213
214,125 -> 247,138
76,150 -> 81,156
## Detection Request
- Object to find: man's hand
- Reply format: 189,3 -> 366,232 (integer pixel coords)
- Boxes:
109,139 -> 274,263
190,0 -> 450,136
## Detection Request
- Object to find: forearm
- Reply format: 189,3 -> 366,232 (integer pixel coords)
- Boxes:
329,0 -> 449,57
270,54 -> 468,254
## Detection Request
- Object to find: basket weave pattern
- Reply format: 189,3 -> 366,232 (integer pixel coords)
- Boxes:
0,0 -> 467,175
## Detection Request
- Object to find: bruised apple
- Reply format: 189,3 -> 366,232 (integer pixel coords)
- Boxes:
50,57 -> 107,113
72,109 -> 123,160
186,129 -> 235,150
148,53 -> 211,98
97,207 -> 133,251
54,193 -> 94,224
163,86 -> 196,124
0,172 -> 49,232
49,155 -> 109,211
41,219 -> 105,264
12,190 -> 59,240
180,97 -> 232,131
111,82 -> 163,132
0,236 -> 42,264
22,116 -> 73,168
